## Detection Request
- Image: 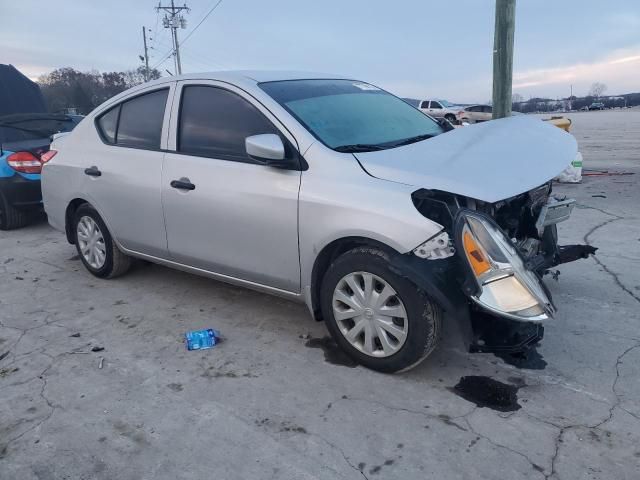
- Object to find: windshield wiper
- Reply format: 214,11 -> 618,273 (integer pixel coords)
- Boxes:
334,143 -> 388,153
386,133 -> 435,148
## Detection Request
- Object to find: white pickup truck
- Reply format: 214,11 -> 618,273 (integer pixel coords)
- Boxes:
417,99 -> 462,123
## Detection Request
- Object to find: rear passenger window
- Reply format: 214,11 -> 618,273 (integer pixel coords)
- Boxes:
178,86 -> 278,161
420,101 -> 429,109
116,89 -> 168,149
97,105 -> 119,144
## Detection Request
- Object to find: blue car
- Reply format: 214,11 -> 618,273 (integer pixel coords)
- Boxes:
0,113 -> 81,229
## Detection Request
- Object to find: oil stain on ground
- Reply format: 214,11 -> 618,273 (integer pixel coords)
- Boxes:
450,376 -> 522,412
305,337 -> 358,368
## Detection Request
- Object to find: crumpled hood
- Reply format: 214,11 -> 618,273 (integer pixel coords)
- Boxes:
353,116 -> 578,203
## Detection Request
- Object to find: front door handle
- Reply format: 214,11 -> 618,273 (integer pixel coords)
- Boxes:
84,166 -> 101,177
170,178 -> 196,191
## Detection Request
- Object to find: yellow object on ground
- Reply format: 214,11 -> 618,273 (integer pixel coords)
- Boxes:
543,116 -> 572,132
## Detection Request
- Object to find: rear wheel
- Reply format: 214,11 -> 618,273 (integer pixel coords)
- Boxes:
73,204 -> 131,278
0,191 -> 30,230
320,247 -> 441,373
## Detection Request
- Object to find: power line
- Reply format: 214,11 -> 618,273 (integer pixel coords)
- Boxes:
180,0 -> 223,46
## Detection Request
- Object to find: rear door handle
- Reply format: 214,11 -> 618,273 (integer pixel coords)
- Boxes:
170,178 -> 196,191
84,166 -> 101,177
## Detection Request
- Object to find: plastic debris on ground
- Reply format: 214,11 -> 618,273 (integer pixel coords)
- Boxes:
185,329 -> 221,351
555,152 -> 583,183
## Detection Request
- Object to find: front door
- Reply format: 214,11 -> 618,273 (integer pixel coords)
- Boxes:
161,82 -> 301,292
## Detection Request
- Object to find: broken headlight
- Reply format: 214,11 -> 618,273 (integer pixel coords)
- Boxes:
458,211 -> 554,322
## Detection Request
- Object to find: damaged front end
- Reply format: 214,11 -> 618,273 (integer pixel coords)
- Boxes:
410,184 -> 596,352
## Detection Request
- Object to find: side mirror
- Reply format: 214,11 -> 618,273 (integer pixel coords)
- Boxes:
245,134 -> 291,168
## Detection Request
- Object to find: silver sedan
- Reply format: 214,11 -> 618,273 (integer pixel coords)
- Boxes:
41,71 -> 594,372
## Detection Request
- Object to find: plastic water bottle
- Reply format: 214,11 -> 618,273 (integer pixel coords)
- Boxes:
185,329 -> 220,351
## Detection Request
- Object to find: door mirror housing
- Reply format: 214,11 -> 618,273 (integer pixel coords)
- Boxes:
245,134 -> 290,167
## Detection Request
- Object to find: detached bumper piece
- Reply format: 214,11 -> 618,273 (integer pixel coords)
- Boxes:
468,310 -> 544,354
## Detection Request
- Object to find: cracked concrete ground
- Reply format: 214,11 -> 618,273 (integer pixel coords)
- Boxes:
1,110 -> 639,480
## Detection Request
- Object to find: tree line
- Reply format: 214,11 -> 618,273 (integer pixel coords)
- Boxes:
37,66 -> 162,115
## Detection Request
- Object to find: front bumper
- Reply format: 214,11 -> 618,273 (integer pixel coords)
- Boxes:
0,174 -> 43,210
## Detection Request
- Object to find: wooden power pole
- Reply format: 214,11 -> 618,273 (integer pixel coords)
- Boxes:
492,0 -> 516,119
142,26 -> 150,81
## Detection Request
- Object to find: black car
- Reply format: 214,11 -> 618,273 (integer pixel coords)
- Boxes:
0,113 -> 81,229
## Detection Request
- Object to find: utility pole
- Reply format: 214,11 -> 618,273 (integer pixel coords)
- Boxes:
492,0 -> 516,119
142,26 -> 150,81
157,0 -> 189,75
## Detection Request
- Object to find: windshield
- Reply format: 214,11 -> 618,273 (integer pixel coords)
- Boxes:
259,79 -> 443,151
439,100 -> 455,108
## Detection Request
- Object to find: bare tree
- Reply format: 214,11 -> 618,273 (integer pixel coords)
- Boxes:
511,93 -> 524,104
588,82 -> 607,98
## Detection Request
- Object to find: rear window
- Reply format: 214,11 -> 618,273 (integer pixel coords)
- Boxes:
96,89 -> 168,149
97,106 -> 119,143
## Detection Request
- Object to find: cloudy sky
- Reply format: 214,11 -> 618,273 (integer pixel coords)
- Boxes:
1,0 -> 639,102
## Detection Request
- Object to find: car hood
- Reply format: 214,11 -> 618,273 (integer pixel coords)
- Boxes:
353,116 -> 577,203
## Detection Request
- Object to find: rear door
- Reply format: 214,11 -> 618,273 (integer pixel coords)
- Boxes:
161,81 -> 301,292
480,105 -> 493,122
86,85 -> 174,257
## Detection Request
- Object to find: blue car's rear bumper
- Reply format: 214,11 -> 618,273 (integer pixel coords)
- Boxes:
0,174 -> 42,210
0,152 -> 43,210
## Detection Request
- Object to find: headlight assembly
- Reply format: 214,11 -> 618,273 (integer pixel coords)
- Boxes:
457,211 -> 554,322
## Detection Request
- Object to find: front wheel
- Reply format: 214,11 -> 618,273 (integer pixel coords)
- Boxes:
73,204 -> 131,278
320,247 -> 441,373
444,114 -> 457,124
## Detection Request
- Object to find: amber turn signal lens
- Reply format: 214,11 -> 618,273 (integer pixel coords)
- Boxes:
463,229 -> 491,276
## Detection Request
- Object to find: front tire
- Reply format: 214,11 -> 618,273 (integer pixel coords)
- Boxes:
73,204 -> 131,278
444,113 -> 457,124
320,247 -> 441,373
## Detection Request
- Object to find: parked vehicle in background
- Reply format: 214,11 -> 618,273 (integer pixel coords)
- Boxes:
418,99 -> 461,123
588,102 -> 605,111
43,72 -> 594,372
0,113 -> 81,229
456,105 -> 493,124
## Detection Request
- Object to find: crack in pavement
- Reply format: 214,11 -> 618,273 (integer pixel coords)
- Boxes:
583,215 -> 640,304
0,354 -> 59,459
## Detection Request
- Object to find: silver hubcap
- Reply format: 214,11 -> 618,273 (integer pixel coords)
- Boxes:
77,216 -> 106,269
332,271 -> 408,358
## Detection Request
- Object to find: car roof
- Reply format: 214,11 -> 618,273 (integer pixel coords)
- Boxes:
146,70 -> 345,86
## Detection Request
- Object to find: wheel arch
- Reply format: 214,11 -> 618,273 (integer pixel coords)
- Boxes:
309,236 -> 401,321
65,198 -> 90,244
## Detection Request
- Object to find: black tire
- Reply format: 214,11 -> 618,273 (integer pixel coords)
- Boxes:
73,203 -> 131,279
444,114 -> 457,124
0,191 -> 30,230
320,247 -> 441,373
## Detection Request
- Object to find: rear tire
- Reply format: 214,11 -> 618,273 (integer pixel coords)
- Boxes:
73,204 -> 131,278
320,247 -> 441,373
0,191 -> 30,230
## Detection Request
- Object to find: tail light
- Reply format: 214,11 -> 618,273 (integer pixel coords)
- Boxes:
457,110 -> 465,116
7,151 -> 43,174
40,150 -> 57,163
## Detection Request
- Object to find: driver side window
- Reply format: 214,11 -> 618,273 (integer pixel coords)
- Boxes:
178,85 -> 280,163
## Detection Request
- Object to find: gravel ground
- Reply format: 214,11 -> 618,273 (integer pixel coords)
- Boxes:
1,110 -> 639,480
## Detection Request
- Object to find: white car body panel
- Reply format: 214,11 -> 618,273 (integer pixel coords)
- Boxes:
353,116 -> 577,203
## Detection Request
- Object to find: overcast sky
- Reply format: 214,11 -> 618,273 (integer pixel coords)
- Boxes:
1,0 -> 639,102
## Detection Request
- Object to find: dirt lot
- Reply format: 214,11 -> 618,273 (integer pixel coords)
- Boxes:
1,110 -> 639,480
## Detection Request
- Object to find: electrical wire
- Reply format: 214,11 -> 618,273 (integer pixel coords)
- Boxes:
180,0 -> 223,46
